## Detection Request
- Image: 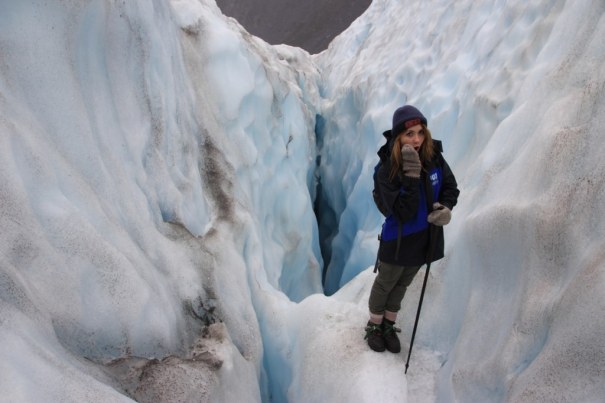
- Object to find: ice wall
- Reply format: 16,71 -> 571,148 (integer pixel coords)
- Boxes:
0,0 -> 322,400
316,0 -> 605,400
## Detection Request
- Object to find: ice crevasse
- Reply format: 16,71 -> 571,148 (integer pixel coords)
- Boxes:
0,0 -> 604,402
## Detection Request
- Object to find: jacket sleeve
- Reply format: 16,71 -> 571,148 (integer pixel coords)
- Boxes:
376,161 -> 421,223
438,157 -> 460,210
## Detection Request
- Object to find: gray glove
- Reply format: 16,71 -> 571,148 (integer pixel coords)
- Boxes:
400,145 -> 421,178
427,202 -> 451,226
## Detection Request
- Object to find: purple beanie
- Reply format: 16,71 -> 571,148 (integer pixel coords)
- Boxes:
391,105 -> 427,135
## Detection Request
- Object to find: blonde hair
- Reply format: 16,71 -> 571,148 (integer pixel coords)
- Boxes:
389,124 -> 434,180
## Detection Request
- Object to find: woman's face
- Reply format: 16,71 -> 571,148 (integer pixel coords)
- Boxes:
398,124 -> 425,152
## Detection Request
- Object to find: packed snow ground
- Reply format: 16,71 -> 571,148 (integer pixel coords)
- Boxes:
0,0 -> 604,402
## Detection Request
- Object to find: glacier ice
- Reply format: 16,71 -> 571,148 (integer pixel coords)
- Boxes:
1,0 -> 604,402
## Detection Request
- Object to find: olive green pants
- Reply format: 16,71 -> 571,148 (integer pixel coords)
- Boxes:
369,261 -> 421,314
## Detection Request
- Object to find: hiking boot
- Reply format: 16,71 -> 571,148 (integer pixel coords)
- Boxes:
382,320 -> 401,353
364,321 -> 385,352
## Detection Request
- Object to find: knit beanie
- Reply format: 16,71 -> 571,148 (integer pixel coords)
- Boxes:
391,105 -> 427,135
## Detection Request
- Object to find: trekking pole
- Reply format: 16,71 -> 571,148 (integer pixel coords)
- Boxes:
405,224 -> 438,374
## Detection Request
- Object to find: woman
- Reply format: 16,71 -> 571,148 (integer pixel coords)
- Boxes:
365,105 -> 459,353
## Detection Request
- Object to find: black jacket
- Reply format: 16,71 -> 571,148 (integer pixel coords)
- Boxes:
375,131 -> 460,266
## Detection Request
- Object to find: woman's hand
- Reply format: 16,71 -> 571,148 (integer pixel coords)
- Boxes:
400,145 -> 421,179
427,202 -> 451,226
